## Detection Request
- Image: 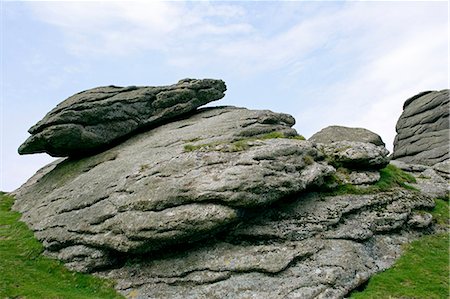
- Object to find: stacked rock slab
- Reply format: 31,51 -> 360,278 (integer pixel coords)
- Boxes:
13,81 -> 437,298
18,78 -> 226,157
309,125 -> 389,185
392,89 -> 449,166
99,190 -> 433,299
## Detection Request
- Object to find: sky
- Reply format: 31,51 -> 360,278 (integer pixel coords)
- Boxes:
1,0 -> 449,192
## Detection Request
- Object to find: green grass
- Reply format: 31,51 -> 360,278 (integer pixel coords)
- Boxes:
376,164 -> 416,190
0,192 -> 124,299
183,131 -> 306,152
325,164 -> 418,195
350,198 -> 449,299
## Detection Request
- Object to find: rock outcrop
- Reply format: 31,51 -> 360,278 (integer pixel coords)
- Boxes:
318,141 -> 389,169
392,89 -> 449,166
309,125 -> 385,146
18,79 -> 226,157
13,107 -> 334,272
12,80 -> 444,298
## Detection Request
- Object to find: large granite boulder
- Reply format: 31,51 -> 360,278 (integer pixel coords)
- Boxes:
392,89 -> 449,166
13,107 -> 334,272
18,78 -> 226,157
309,125 -> 385,146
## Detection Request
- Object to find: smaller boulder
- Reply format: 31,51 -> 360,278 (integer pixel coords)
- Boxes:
319,141 -> 389,170
18,78 -> 226,157
335,170 -> 381,185
309,125 -> 385,146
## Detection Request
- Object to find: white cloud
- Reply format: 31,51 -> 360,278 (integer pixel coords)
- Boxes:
29,1 -> 253,56
25,0 -> 450,145
294,2 -> 448,151
4,1 -> 448,191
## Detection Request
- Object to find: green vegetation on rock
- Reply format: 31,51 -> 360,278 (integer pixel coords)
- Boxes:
325,164 -> 418,195
376,164 -> 416,190
183,131 -> 305,152
350,198 -> 449,299
0,192 -> 124,299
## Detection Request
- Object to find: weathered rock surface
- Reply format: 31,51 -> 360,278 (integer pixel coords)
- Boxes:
392,89 -> 449,166
318,141 -> 389,169
13,106 -> 333,272
391,160 -> 449,199
433,160 -> 450,180
18,79 -> 226,157
98,189 -> 434,299
335,170 -> 381,185
309,125 -> 385,146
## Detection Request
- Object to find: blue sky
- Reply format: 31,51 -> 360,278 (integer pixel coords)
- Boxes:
1,0 -> 448,191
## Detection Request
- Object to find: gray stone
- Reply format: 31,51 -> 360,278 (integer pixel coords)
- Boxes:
318,141 -> 389,169
412,168 -> 449,199
309,125 -> 385,146
390,160 -> 449,199
97,189 -> 434,299
407,212 -> 433,228
336,170 -> 381,185
13,107 -> 331,271
18,78 -> 227,157
392,89 -> 449,166
433,160 -> 450,180
390,160 -> 429,173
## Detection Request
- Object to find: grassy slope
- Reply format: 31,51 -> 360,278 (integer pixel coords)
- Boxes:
350,198 -> 450,299
0,192 -> 124,299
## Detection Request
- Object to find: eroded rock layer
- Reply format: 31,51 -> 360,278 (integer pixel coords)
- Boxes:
18,79 -> 226,157
98,189 -> 434,299
392,89 -> 449,166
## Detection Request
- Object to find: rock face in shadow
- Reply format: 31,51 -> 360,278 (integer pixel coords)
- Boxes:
392,89 -> 449,166
18,79 -> 226,157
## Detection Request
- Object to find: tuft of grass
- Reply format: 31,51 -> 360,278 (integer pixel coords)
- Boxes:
258,131 -> 306,140
431,198 -> 450,226
183,144 -> 204,152
350,199 -> 449,299
324,164 -> 419,195
0,192 -> 124,299
303,155 -> 315,165
227,140 -> 250,152
375,164 -> 416,191
139,164 -> 150,172
290,135 -> 306,140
